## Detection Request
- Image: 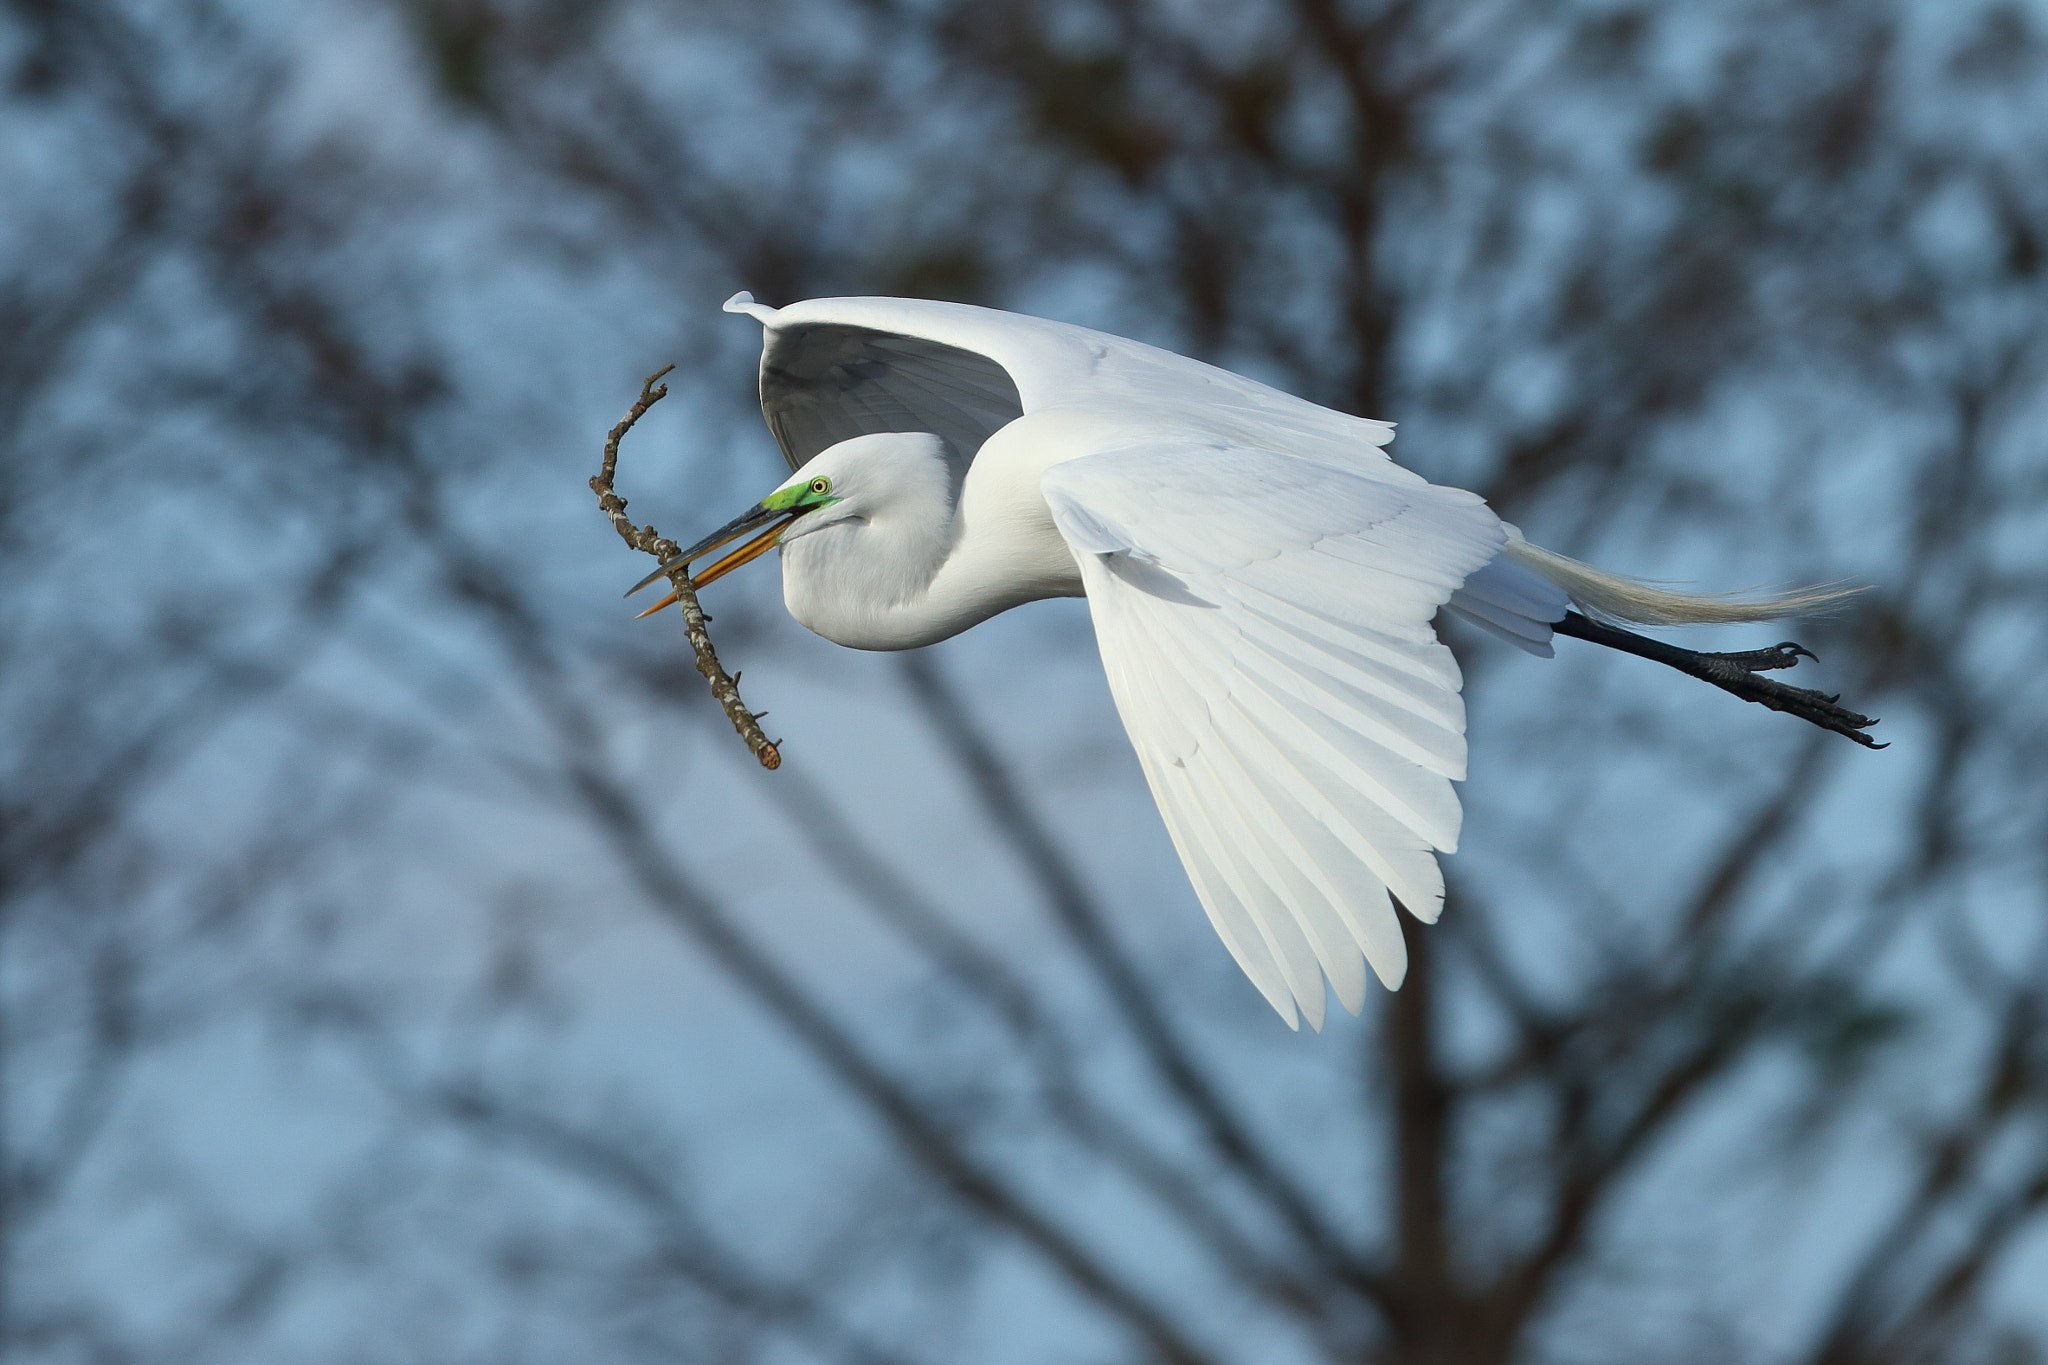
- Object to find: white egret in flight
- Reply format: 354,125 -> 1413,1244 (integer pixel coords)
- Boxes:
629,293 -> 1877,1030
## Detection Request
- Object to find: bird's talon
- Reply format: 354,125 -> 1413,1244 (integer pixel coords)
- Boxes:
1699,639 -> 1819,674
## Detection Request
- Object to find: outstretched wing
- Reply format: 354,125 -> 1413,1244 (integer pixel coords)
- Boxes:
726,292 -> 1400,474
1042,444 -> 1508,1030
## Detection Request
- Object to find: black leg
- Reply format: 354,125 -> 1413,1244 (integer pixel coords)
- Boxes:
1553,612 -> 1885,749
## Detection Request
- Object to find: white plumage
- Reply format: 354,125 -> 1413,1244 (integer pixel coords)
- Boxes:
637,291 -> 1854,1030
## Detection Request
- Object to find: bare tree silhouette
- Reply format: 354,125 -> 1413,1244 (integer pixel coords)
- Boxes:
2,0 -> 2043,1361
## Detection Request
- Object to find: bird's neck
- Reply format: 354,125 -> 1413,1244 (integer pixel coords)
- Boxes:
778,463 -> 1083,651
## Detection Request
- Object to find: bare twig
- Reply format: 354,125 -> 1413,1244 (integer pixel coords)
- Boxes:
590,365 -> 781,769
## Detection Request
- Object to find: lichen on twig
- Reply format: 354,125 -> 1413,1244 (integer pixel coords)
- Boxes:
590,365 -> 781,770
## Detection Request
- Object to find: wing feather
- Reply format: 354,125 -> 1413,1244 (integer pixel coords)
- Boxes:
1178,761 -> 1334,1031
1194,743 -> 1368,1016
1442,554 -> 1570,657
1230,585 -> 1462,689
1213,738 -> 1407,984
1229,630 -> 1466,776
1045,443 -> 1504,1024
1231,608 -> 1465,732
758,323 -> 1026,470
1148,751 -> 1313,1025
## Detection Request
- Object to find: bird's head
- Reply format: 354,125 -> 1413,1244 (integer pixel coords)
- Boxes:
623,432 -> 962,611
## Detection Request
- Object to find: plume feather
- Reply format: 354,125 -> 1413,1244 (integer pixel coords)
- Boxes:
1502,537 -> 1863,627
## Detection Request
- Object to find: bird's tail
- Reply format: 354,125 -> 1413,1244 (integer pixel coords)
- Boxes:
1501,536 -> 1863,627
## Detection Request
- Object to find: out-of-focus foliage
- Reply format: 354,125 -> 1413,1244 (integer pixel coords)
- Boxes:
1,0 -> 2045,1362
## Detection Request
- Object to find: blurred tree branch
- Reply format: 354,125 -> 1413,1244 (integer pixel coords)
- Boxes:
3,0 -> 2043,1361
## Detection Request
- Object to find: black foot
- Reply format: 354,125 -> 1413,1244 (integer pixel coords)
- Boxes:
1697,641 -> 1816,676
1704,666 -> 1885,748
1555,614 -> 1885,750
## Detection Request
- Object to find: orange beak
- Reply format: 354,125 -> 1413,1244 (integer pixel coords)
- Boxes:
632,520 -> 791,617
624,502 -> 801,617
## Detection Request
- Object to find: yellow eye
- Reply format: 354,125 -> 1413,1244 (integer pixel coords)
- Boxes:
809,477 -> 831,496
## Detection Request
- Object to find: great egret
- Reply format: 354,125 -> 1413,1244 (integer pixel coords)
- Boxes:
628,293 -> 1875,1030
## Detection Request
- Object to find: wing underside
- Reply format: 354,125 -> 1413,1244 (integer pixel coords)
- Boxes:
1044,444 -> 1522,1029
760,323 -> 1026,471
